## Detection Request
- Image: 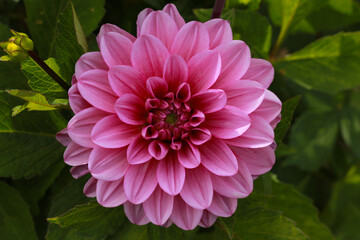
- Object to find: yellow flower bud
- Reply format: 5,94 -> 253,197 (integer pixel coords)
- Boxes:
1,29 -> 34,62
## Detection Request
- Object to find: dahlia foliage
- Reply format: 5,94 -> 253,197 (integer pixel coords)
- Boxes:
57,4 -> 282,230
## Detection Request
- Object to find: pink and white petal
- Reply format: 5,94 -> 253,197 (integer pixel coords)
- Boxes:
124,202 -> 150,225
225,116 -> 274,148
131,35 -> 169,78
242,58 -> 274,88
148,140 -> 169,160
140,11 -> 178,49
190,89 -> 227,114
100,32 -> 133,67
69,83 -> 91,114
97,23 -> 136,45
180,166 -> 213,209
171,21 -> 210,61
213,40 -> 251,88
56,128 -> 71,146
187,50 -> 221,93
177,141 -> 201,169
64,142 -> 92,166
89,147 -> 129,181
67,107 -> 108,148
96,178 -> 127,207
108,65 -> 147,98
204,19 -> 232,49
115,94 -> 146,125
91,115 -> 139,148
137,8 -> 154,37
188,128 -> 212,145
146,77 -> 168,99
78,69 -> 118,113
163,219 -> 173,228
171,196 -> 203,230
124,161 -> 158,204
127,135 -> 152,165
270,113 -> 281,129
222,80 -> 265,114
204,106 -> 250,139
251,90 -> 282,123
199,210 -> 217,228
157,151 -> 185,195
70,165 -> 89,179
211,160 -> 253,198
143,186 -> 174,225
199,138 -> 238,176
163,54 -> 188,92
207,192 -> 237,217
75,52 -> 108,79
230,145 -> 275,176
84,177 -> 97,198
163,4 -> 185,29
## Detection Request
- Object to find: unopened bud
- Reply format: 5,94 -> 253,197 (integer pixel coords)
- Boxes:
1,29 -> 34,62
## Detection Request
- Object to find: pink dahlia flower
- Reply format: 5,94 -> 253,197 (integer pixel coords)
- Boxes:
56,4 -> 282,230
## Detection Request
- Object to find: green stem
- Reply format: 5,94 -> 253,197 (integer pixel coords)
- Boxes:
28,51 -> 70,91
211,0 -> 226,19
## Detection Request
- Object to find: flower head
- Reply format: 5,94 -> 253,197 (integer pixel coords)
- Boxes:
57,4 -> 282,230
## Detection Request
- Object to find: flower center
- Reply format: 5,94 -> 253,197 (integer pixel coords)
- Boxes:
165,112 -> 177,125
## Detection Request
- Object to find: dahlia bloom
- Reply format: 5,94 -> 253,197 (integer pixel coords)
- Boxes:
56,4 -> 281,230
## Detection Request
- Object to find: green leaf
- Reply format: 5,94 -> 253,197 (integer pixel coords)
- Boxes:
24,0 -> 105,58
0,92 -> 66,179
340,107 -> 360,158
147,224 -> 186,240
108,224 -> 148,240
0,21 -> 11,40
285,111 -> 339,171
48,201 -> 126,240
275,32 -> 360,94
71,2 -> 88,52
0,181 -> 38,240
227,0 -> 262,11
21,57 -> 67,99
275,95 -> 301,144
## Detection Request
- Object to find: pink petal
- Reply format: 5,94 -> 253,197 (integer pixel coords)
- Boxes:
188,128 -> 212,145
146,77 -> 168,99
140,11 -> 178,49
124,161 -> 158,204
207,192 -> 237,217
242,58 -> 274,88
188,110 -> 205,127
68,83 -> 91,114
222,80 -> 265,114
115,94 -> 146,125
187,50 -> 221,93
190,89 -> 227,114
67,107 -> 108,148
64,142 -> 92,166
199,138 -> 238,176
70,165 -> 89,179
143,186 -> 174,225
171,21 -> 210,61
108,65 -> 147,98
177,140 -> 201,169
171,196 -> 203,230
163,4 -> 185,29
91,115 -> 139,148
199,210 -> 217,228
56,128 -> 71,146
100,32 -> 133,67
96,178 -> 127,207
127,135 -> 152,165
75,52 -> 108,79
136,8 -> 154,37
97,23 -> 136,46
148,140 -> 169,160
163,54 -> 188,92
83,177 -> 97,198
176,83 -> 191,102
157,151 -> 185,195
131,35 -> 169,78
204,19 -> 232,49
213,40 -> 251,88
88,147 -> 129,181
211,160 -> 253,198
180,166 -> 213,209
230,146 -> 275,175
225,116 -> 274,148
78,69 -> 118,113
124,202 -> 150,225
251,90 -> 282,123
204,106 -> 250,139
